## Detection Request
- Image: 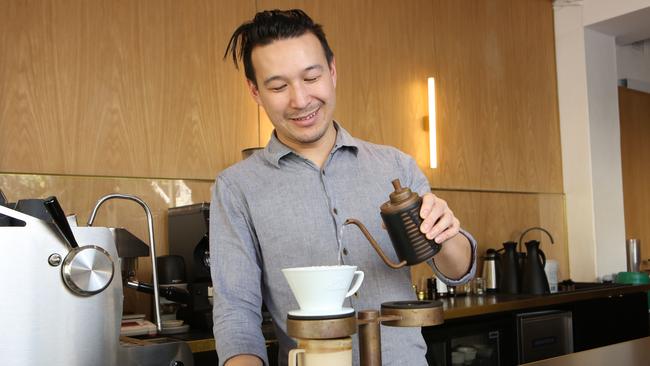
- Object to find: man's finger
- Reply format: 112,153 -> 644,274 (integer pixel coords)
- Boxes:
420,193 -> 436,218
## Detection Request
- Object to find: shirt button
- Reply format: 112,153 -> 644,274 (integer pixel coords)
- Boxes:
332,208 -> 338,215
342,248 -> 349,256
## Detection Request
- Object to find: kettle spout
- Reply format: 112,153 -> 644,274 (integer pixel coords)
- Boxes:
344,218 -> 408,269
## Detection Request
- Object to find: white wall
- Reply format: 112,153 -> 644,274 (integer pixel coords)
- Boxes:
584,29 -> 627,279
553,4 -> 597,281
582,0 -> 650,25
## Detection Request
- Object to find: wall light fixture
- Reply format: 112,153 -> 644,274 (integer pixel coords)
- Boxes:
428,77 -> 437,169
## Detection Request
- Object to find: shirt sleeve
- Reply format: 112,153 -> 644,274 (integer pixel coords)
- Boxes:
209,176 -> 269,366
401,153 -> 478,286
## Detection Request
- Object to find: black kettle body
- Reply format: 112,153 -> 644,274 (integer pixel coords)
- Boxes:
521,240 -> 550,295
499,241 -> 520,294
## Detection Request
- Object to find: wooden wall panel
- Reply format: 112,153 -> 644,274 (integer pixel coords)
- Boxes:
0,0 -> 258,179
257,0 -> 563,193
429,0 -> 562,193
619,87 -> 650,266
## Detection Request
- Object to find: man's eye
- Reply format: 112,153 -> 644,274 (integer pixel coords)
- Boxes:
305,76 -> 320,82
270,85 -> 287,92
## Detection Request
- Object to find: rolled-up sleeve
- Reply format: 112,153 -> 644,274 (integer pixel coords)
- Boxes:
210,176 -> 268,366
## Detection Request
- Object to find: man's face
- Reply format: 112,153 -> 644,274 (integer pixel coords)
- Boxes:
247,32 -> 337,149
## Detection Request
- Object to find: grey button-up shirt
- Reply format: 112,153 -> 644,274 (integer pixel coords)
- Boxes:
210,123 -> 476,366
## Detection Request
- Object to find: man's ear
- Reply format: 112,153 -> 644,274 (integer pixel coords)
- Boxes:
329,57 -> 337,88
247,79 -> 262,105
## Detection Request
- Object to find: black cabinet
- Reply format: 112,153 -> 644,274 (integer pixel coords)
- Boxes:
422,291 -> 649,366
571,291 -> 649,351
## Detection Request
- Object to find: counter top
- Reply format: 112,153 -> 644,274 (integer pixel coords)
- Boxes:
440,283 -> 650,320
522,335 -> 650,365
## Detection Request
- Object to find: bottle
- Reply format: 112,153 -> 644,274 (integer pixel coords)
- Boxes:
436,278 -> 448,298
426,277 -> 436,300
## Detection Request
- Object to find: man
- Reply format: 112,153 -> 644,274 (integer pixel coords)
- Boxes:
211,9 -> 476,366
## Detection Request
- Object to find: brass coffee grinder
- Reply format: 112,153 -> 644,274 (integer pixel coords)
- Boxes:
286,179 -> 448,366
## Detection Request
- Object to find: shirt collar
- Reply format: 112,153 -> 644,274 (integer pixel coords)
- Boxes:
262,121 -> 359,168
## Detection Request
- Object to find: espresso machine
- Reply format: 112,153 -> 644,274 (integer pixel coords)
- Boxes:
285,179 -> 453,366
0,191 -> 193,366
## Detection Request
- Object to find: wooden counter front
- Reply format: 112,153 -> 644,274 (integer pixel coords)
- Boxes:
440,284 -> 650,320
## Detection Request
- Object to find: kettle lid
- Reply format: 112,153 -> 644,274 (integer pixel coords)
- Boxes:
484,248 -> 498,259
380,179 -> 419,214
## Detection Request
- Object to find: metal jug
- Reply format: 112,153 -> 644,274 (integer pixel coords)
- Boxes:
482,249 -> 500,292
344,179 -> 442,269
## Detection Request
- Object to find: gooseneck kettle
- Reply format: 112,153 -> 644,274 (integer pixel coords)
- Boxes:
344,179 -> 443,269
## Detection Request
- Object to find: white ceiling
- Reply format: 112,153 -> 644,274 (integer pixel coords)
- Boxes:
586,6 -> 650,45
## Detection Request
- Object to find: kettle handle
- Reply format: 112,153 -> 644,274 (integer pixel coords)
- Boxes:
344,219 -> 407,269
538,249 -> 546,267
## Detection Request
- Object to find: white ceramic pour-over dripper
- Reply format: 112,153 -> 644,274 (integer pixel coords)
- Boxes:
282,265 -> 364,316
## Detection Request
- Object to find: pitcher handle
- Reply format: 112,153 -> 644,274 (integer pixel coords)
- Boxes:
289,348 -> 305,366
539,249 -> 546,267
345,270 -> 364,298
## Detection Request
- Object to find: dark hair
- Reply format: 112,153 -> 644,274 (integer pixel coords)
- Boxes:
224,9 -> 334,86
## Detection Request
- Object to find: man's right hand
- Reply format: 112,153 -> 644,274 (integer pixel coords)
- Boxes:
225,354 -> 263,366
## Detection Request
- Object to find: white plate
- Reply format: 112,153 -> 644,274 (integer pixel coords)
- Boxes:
162,319 -> 184,327
160,323 -> 190,335
288,307 -> 354,317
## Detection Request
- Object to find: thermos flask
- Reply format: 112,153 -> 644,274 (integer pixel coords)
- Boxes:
626,238 -> 641,272
482,249 -> 499,292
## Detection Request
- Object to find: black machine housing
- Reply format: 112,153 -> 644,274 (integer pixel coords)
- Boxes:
168,203 -> 213,330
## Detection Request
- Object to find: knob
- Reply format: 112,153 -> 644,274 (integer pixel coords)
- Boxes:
62,245 -> 114,296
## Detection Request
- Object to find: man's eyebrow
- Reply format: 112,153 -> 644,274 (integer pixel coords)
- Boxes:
262,65 -> 324,86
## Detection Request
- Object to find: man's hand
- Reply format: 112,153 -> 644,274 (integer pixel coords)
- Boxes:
419,193 -> 471,280
419,193 -> 460,243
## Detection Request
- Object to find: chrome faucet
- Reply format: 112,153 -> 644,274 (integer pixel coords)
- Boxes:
87,193 -> 163,333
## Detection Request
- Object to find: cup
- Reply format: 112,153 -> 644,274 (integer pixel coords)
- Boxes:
456,346 -> 477,365
282,265 -> 364,315
473,277 -> 486,295
451,351 -> 465,366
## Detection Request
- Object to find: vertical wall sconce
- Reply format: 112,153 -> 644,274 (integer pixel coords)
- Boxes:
428,77 -> 437,169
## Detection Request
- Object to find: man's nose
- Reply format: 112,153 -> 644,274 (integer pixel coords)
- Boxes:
289,84 -> 310,109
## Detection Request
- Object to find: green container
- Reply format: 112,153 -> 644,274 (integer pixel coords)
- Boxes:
616,271 -> 650,309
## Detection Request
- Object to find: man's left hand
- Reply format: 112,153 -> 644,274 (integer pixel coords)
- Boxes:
419,193 -> 460,243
